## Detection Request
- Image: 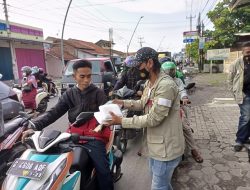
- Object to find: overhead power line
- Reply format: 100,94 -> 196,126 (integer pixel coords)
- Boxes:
200,0 -> 210,14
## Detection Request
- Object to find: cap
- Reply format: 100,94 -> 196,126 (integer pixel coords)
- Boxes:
135,47 -> 158,66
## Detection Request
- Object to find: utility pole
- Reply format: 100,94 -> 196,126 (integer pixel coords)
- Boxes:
197,12 -> 205,72
61,0 -> 72,69
109,28 -> 113,62
157,36 -> 165,51
138,36 -> 145,48
186,14 -> 196,64
186,14 -> 196,32
3,0 -> 17,80
127,16 -> 143,56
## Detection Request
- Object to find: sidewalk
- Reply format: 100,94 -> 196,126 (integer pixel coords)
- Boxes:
173,73 -> 250,190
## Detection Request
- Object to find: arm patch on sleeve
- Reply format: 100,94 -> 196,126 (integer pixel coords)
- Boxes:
158,98 -> 172,107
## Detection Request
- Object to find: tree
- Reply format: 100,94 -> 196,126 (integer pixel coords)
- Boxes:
185,40 -> 199,63
207,0 -> 250,48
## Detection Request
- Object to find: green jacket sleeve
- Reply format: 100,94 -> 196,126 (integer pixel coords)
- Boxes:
122,80 -> 178,129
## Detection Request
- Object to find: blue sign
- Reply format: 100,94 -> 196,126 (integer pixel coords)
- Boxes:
0,23 -> 7,31
183,39 -> 195,43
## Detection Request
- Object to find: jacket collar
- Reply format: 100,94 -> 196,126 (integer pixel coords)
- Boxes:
145,72 -> 172,89
75,84 -> 97,95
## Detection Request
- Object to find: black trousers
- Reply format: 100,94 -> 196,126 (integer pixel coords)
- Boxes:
84,140 -> 114,190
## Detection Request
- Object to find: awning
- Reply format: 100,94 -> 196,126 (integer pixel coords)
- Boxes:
0,36 -> 51,45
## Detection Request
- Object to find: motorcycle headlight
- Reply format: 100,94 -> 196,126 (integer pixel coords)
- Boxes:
38,158 -> 67,190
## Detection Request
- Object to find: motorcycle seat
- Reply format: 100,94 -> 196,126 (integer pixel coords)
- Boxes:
4,117 -> 24,135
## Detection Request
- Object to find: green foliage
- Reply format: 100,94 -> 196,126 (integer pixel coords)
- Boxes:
185,39 -> 199,63
207,0 -> 250,48
186,0 -> 250,61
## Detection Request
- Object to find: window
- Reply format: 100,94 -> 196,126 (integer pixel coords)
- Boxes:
104,61 -> 114,72
64,60 -> 101,76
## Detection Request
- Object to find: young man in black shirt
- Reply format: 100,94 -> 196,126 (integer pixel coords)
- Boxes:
22,60 -> 113,190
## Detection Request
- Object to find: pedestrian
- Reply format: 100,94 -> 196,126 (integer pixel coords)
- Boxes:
228,42 -> 250,151
107,47 -> 185,190
161,61 -> 203,163
21,60 -> 114,190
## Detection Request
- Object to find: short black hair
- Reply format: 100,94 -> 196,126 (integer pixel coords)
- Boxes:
242,42 -> 250,48
73,60 -> 92,72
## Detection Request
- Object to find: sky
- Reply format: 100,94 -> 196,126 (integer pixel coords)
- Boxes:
0,0 -> 218,54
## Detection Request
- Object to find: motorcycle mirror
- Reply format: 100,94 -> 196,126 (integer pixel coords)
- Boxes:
185,82 -> 195,90
73,112 -> 94,127
18,111 -> 29,118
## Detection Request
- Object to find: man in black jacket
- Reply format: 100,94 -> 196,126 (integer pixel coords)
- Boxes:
22,60 -> 113,190
113,55 -> 147,92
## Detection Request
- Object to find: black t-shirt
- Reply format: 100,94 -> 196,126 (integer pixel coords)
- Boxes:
243,62 -> 250,95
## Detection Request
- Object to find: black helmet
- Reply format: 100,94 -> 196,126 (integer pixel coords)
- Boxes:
38,67 -> 44,74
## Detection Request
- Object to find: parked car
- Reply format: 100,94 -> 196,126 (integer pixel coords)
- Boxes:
0,75 -> 24,121
61,57 -> 117,95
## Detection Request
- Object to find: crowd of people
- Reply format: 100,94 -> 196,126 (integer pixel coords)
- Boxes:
20,42 -> 250,190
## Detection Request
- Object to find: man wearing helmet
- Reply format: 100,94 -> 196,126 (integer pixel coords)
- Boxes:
113,55 -> 147,94
21,66 -> 38,113
161,61 -> 203,163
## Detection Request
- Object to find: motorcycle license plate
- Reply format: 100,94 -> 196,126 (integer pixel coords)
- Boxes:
7,158 -> 48,180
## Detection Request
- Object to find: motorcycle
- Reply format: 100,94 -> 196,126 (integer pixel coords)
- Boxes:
45,80 -> 59,97
12,83 -> 49,114
0,107 -> 33,184
2,112 -> 123,190
0,74 -> 24,121
31,66 -> 59,98
111,84 -> 144,153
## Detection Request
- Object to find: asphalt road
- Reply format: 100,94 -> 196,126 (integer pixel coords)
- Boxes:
46,96 -> 151,190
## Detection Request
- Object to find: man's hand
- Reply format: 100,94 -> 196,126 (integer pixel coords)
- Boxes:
108,91 -> 113,97
21,129 -> 34,143
137,90 -> 143,96
106,112 -> 122,125
112,99 -> 124,107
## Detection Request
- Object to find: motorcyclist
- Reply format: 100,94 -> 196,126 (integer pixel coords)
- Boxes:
32,66 -> 52,93
159,57 -> 185,84
21,60 -> 113,190
161,61 -> 203,163
113,56 -> 147,96
21,66 -> 37,113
